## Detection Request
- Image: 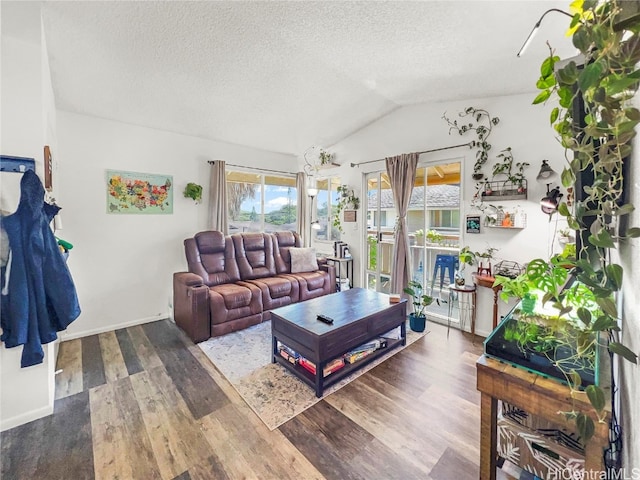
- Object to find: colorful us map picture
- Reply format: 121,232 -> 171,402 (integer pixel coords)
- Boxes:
106,170 -> 173,214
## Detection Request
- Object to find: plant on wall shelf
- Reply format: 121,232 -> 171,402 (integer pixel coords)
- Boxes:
502,0 -> 640,442
183,182 -> 203,203
490,148 -> 530,194
442,106 -> 500,180
332,185 -> 360,233
318,149 -> 334,166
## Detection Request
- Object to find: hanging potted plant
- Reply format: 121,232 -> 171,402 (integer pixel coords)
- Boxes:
403,280 -> 435,332
333,185 -> 360,233
183,182 -> 203,203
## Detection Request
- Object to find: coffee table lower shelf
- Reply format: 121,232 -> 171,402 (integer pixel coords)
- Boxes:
273,337 -> 404,397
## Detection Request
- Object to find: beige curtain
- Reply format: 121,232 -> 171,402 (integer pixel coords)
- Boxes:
385,153 -> 419,299
296,172 -> 309,246
208,160 -> 228,233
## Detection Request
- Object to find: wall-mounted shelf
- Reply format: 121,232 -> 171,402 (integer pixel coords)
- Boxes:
481,179 -> 527,201
0,155 -> 35,173
485,209 -> 526,229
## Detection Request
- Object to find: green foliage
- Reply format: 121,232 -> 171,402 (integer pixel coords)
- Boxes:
530,0 -> 640,442
403,280 -> 436,317
367,235 -> 378,270
183,182 -> 203,203
459,246 -> 498,267
332,185 -> 360,233
442,107 -> 501,176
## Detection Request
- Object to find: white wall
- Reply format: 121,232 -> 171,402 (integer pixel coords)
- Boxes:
56,111 -> 296,339
325,93 -> 567,336
0,11 -> 57,431
620,99 -> 640,471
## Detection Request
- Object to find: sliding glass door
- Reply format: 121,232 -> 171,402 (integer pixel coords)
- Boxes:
364,160 -> 462,324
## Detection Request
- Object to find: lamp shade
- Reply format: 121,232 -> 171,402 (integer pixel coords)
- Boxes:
311,220 -> 322,230
540,187 -> 563,214
536,160 -> 558,183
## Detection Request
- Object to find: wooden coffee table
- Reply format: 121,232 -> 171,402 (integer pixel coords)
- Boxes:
271,288 -> 407,397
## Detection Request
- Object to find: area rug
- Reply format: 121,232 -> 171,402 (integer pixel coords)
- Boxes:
198,320 -> 429,430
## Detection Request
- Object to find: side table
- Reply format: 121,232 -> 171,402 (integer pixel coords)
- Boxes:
447,284 -> 476,339
326,256 -> 353,291
476,355 -> 610,479
473,274 -> 502,329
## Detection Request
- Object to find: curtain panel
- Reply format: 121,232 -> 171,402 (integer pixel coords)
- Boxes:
209,160 -> 228,233
385,153 -> 419,303
296,172 -> 309,246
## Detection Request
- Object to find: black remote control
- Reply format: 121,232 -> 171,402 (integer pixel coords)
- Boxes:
317,314 -> 334,324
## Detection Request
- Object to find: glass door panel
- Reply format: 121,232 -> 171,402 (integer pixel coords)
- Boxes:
419,161 -> 462,323
365,172 -> 396,293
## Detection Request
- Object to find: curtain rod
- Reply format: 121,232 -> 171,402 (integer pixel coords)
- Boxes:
208,160 -> 293,176
349,142 -> 472,168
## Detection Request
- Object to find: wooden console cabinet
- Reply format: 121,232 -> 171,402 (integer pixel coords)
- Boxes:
476,355 -> 611,479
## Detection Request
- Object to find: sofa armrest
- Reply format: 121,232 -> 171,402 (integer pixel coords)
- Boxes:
176,271 -> 205,287
173,272 -> 211,343
319,263 -> 337,293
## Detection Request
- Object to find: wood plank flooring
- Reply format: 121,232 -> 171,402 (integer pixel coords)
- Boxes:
1,319 -> 490,479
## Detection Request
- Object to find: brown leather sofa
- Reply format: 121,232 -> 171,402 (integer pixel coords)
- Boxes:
173,231 -> 336,342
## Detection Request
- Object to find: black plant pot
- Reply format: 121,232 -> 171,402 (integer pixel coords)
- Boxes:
472,173 -> 484,181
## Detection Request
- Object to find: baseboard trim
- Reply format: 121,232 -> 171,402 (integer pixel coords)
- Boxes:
1,404 -> 53,432
58,313 -> 169,341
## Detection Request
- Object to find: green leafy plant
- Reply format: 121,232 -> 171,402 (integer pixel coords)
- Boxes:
332,185 -> 360,233
183,182 -> 203,203
442,106 -> 500,179
318,149 -> 334,165
491,148 -> 530,192
529,0 -> 639,442
426,229 -> 443,244
403,280 -> 436,317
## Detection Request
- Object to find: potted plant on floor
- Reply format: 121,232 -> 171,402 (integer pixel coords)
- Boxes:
403,280 -> 435,332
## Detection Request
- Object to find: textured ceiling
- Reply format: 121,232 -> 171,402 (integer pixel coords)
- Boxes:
36,1 -> 577,156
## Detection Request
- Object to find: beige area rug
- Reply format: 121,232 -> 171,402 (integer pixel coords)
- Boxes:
198,320 -> 429,430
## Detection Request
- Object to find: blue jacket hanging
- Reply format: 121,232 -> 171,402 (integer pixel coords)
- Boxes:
0,170 -> 81,367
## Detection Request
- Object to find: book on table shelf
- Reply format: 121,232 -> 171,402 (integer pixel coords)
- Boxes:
277,337 -> 389,375
297,356 -> 346,377
278,344 -> 300,365
323,358 -> 345,377
298,357 -> 316,375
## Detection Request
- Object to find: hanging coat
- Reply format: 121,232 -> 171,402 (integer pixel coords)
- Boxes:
0,170 -> 81,367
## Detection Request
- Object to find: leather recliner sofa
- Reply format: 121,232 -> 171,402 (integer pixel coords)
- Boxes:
173,230 -> 336,342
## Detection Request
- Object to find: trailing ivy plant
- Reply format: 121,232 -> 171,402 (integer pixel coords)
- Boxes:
442,106 -> 501,179
515,0 -> 640,441
332,185 -> 360,233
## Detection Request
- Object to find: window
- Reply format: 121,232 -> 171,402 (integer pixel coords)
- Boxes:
314,177 -> 341,242
226,171 -> 297,233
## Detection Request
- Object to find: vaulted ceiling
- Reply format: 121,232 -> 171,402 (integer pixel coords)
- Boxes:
25,1 -> 579,156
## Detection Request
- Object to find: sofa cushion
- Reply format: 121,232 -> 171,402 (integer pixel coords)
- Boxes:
232,232 -> 275,280
185,231 -> 240,286
290,247 -> 319,273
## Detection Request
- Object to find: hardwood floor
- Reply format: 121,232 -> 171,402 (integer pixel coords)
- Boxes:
1,319 -> 488,479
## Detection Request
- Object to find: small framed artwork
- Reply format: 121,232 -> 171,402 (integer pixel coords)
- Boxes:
343,210 -> 356,222
466,215 -> 481,234
106,169 -> 174,214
